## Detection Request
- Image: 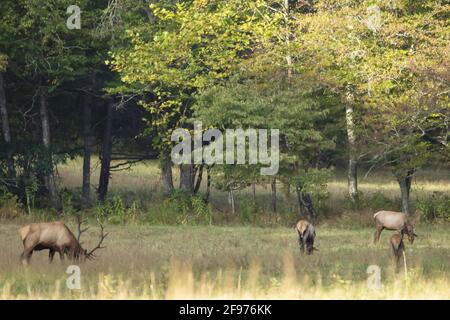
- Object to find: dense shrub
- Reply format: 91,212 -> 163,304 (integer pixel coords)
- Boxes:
145,190 -> 212,225
343,191 -> 400,213
96,196 -> 141,225
0,188 -> 22,219
416,192 -> 450,222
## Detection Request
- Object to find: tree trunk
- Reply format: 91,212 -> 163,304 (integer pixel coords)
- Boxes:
143,0 -> 156,23
160,154 -> 173,195
205,165 -> 211,203
82,92 -> 92,207
252,183 -> 256,207
345,87 -> 358,201
0,73 -> 15,177
98,101 -> 113,202
179,164 -> 194,193
296,187 -> 317,225
296,187 -> 304,218
39,86 -> 61,211
397,170 -> 414,215
283,0 -> 292,79
193,163 -> 204,194
348,158 -> 358,200
228,190 -> 235,214
271,177 -> 277,212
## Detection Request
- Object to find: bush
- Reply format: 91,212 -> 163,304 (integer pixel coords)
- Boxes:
416,192 -> 450,222
343,191 -> 400,213
238,197 -> 257,223
96,196 -> 141,225
0,188 -> 22,219
145,190 -> 212,225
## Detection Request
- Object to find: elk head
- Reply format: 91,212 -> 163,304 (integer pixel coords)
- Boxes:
403,224 -> 418,244
76,215 -> 109,261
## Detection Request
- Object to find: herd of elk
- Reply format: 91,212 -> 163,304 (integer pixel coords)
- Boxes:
19,216 -> 108,265
18,208 -> 417,268
294,210 -> 418,266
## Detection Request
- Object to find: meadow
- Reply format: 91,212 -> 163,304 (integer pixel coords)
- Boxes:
0,159 -> 449,299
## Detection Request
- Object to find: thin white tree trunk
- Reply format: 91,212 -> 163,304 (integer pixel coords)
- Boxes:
345,87 -> 358,201
39,86 -> 61,211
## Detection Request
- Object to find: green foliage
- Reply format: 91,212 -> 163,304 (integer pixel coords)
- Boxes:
96,196 -> 141,225
343,191 -> 400,213
416,192 -> 450,222
0,187 -> 22,219
290,169 -> 333,200
238,197 -> 257,223
110,0 -> 258,152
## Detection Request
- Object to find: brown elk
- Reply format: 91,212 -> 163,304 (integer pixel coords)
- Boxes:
373,210 -> 418,244
19,216 -> 108,265
390,233 -> 405,266
296,219 -> 317,255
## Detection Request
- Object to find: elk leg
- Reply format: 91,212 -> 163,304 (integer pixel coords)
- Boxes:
374,226 -> 383,244
299,236 -> 305,254
48,249 -> 55,263
21,250 -> 33,265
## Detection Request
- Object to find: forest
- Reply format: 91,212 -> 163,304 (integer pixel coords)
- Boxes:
0,0 -> 449,300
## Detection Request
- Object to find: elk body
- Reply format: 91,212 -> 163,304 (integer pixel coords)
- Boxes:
296,219 -> 317,255
373,210 -> 418,244
19,217 -> 107,265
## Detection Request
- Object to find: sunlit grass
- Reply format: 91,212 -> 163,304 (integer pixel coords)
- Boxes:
1,222 -> 449,299
58,157 -> 450,200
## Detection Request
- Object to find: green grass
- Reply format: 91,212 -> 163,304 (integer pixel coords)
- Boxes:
1,221 -> 449,299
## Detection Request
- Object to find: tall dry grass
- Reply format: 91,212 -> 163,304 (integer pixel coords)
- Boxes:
1,256 -> 449,299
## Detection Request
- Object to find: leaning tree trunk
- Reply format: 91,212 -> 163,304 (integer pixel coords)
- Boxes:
160,154 -> 174,195
0,73 -> 15,178
296,187 -> 305,218
345,87 -> 358,201
179,164 -> 194,193
82,92 -> 93,207
39,86 -> 61,211
193,163 -> 204,194
271,177 -> 277,212
98,101 -> 113,202
296,187 -> 317,225
397,170 -> 414,215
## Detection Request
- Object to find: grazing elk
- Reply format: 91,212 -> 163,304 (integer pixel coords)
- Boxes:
296,219 -> 317,255
373,210 -> 418,244
19,216 -> 108,265
390,233 -> 405,266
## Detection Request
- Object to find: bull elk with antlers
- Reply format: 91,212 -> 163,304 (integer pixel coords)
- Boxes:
19,216 -> 108,265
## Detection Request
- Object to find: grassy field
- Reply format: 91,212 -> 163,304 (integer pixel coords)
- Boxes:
58,158 -> 450,197
0,221 -> 449,299
0,159 -> 449,299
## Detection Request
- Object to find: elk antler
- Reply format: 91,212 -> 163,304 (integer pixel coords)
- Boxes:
76,214 -> 89,245
87,221 -> 108,260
